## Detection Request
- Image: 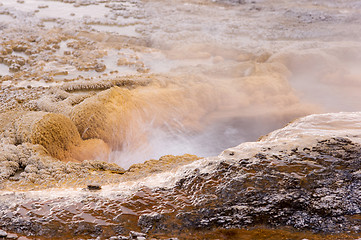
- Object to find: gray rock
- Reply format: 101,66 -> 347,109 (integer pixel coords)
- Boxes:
129,231 -> 146,239
6,233 -> 18,239
0,137 -> 359,237
87,184 -> 102,191
0,229 -> 7,237
138,212 -> 164,232
24,165 -> 38,173
109,236 -> 128,240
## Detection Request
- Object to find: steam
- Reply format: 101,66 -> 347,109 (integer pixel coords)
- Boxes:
273,44 -> 361,112
107,40 -> 361,169
108,45 -> 321,168
102,0 -> 361,168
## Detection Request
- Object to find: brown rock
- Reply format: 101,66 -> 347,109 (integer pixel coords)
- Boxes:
14,111 -> 109,161
29,113 -> 81,160
70,87 -> 140,148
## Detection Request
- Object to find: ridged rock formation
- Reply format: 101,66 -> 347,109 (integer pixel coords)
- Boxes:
7,112 -> 109,162
70,87 -> 140,148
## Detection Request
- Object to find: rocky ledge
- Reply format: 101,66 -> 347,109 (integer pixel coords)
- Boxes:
0,113 -> 360,239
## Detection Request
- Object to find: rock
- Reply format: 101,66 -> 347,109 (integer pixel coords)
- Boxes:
167,137 -> 361,233
0,230 -> 7,237
109,236 -> 128,240
138,212 -> 165,232
94,63 -> 106,72
70,87 -> 139,148
125,154 -> 200,180
0,136 -> 359,237
0,161 -> 20,179
6,233 -> 18,239
15,112 -> 81,160
87,184 -> 102,191
30,113 -> 81,160
13,111 -> 109,161
24,164 -> 38,173
129,231 -> 146,239
81,160 -> 125,173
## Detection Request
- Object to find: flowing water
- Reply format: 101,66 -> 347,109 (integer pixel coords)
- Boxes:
0,0 -> 360,239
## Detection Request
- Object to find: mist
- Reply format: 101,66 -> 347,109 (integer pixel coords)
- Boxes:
107,44 -> 323,168
109,43 -> 361,168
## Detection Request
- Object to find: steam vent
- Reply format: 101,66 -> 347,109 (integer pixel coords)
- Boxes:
0,0 -> 360,239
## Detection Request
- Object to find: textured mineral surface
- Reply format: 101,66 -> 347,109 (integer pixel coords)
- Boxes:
0,113 -> 360,239
0,0 -> 360,239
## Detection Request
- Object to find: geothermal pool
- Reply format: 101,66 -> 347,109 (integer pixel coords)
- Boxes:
0,0 -> 360,239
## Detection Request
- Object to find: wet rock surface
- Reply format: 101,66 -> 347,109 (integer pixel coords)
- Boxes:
0,137 -> 359,239
169,137 -> 360,233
